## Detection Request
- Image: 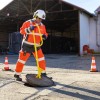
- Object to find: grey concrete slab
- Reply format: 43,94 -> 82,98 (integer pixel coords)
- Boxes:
0,54 -> 100,100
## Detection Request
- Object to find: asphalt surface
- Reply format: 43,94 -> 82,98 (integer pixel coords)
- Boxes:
0,54 -> 100,100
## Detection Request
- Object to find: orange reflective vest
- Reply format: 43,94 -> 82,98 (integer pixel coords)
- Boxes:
20,19 -> 48,46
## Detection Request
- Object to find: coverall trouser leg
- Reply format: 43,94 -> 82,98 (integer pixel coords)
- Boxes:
32,48 -> 46,71
15,50 -> 30,74
15,49 -> 46,75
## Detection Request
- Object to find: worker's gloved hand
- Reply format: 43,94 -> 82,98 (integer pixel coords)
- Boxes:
42,34 -> 47,40
30,25 -> 35,31
26,25 -> 35,34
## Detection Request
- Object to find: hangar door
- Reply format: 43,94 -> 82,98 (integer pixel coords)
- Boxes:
42,10 -> 79,54
0,0 -> 80,54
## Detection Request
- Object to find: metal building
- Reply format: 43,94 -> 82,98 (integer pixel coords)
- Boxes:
0,0 -> 99,55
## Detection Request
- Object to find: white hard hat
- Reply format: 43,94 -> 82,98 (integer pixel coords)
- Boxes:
33,9 -> 46,20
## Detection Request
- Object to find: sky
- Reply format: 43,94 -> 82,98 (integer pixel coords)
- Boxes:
0,0 -> 100,14
0,0 -> 13,10
63,0 -> 100,13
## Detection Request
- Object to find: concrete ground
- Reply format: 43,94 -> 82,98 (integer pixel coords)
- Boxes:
0,54 -> 100,100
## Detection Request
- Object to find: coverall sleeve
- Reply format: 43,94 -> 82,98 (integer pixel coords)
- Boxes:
20,21 -> 28,35
43,25 -> 48,38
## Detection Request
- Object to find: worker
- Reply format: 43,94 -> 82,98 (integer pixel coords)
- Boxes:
14,9 -> 48,81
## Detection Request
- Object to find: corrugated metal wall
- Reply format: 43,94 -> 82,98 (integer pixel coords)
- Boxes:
79,12 -> 90,55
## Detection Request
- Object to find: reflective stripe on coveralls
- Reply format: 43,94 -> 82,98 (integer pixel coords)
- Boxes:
23,40 -> 40,46
15,49 -> 46,74
15,51 -> 30,73
18,59 -> 26,64
38,57 -> 45,61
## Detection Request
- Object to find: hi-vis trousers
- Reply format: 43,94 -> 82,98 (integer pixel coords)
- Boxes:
15,49 -> 46,75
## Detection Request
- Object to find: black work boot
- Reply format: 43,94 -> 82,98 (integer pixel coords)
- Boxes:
41,73 -> 52,79
41,73 -> 47,76
14,74 -> 22,81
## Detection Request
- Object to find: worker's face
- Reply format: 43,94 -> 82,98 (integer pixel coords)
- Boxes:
35,17 -> 42,24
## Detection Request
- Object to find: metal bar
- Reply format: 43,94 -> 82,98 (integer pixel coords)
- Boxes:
60,0 -> 62,11
30,0 -> 33,14
33,0 -> 42,12
17,0 -> 20,16
45,0 -> 46,11
47,9 -> 78,13
20,0 -> 31,14
4,10 -> 78,18
47,3 -> 59,11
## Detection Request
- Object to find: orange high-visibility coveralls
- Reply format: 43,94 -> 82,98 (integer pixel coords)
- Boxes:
15,19 -> 48,75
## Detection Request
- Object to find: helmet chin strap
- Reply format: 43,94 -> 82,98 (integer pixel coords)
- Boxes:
33,17 -> 36,20
33,15 -> 37,20
33,18 -> 41,25
35,21 -> 41,25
